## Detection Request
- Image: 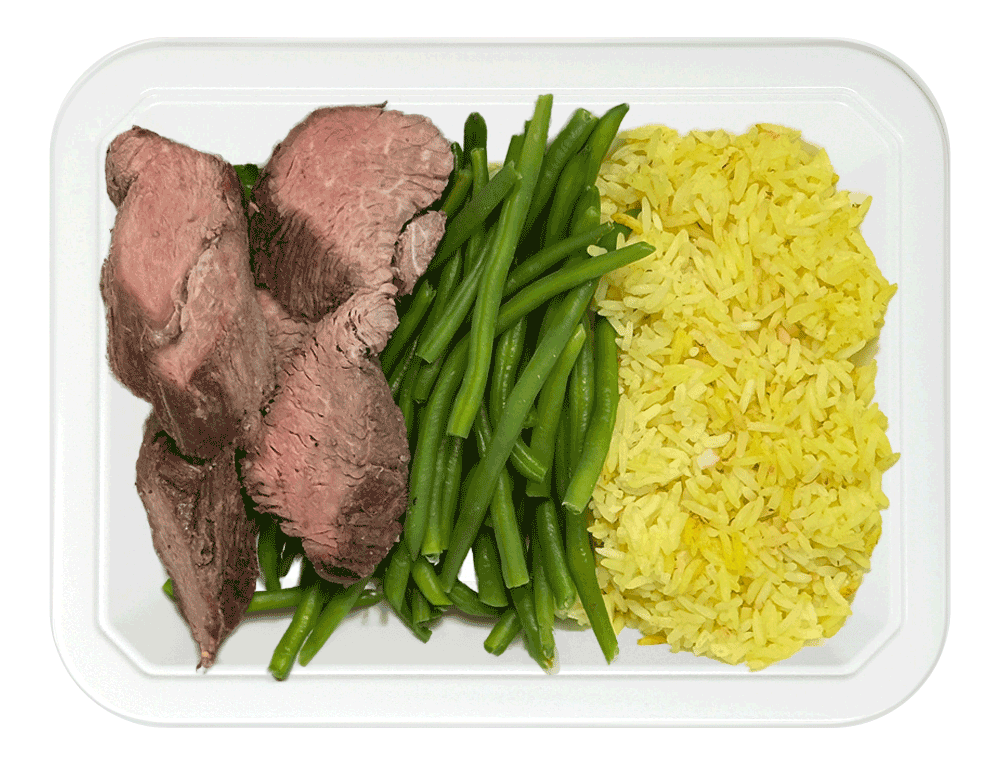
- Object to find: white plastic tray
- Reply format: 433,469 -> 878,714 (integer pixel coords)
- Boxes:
50,38 -> 948,726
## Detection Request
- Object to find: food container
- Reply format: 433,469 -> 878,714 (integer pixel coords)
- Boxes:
50,38 -> 948,726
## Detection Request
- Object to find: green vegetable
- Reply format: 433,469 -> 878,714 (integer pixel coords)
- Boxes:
473,407 -> 529,589
525,323 -> 585,497
582,103 -> 630,184
484,608 -> 521,655
439,279 -> 597,592
257,517 -> 281,593
381,280 -> 436,375
472,529 -> 508,608
268,576 -> 325,681
524,108 -> 598,231
464,112 -> 488,156
503,224 -> 613,296
432,160 -> 520,266
439,166 -> 474,219
533,500 -> 577,611
298,576 -> 373,665
563,316 -> 621,514
448,579 -> 503,618
410,554 -> 453,606
449,95 -> 553,439
566,508 -> 618,664
543,151 -> 588,247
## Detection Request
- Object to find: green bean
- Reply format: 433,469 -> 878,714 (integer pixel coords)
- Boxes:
258,517 -> 281,592
567,317 -> 596,470
424,247 -> 464,330
582,103 -> 630,185
381,280 -> 436,375
410,236 -> 648,560
233,163 -> 259,204
415,227 -> 495,363
464,112 -> 487,155
490,315 -> 527,426
525,108 -> 599,231
496,241 -> 655,329
449,94 -> 553,439
432,161 -> 520,266
404,342 -> 469,558
523,405 -> 538,429
525,324 -> 586,497
450,142 -> 464,176
440,166 -> 473,219
439,278 -> 595,591
554,409 -> 571,501
533,500 -> 577,611
472,529 -> 509,608
277,534 -> 302,579
466,147 -> 490,272
397,358 -> 421,437
571,185 -> 601,232
438,435 -> 464,552
249,586 -> 305,613
163,579 -> 309,614
411,587 -> 432,626
387,338 -> 419,400
503,224 -> 613,297
566,507 -> 618,664
268,576 -> 325,680
412,357 -> 444,404
504,133 -> 524,166
563,316 -> 620,514
298,576 -> 372,665
448,579 -> 503,618
508,440 -> 547,484
510,583 -> 552,670
532,536 -> 556,663
473,407 -> 529,589
484,608 -> 521,656
388,589 -> 432,643
382,542 -> 411,612
421,432 -> 452,558
410,554 -> 453,606
543,151 -> 588,247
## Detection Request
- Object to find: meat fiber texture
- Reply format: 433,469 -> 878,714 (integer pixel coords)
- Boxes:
136,415 -> 258,668
101,127 -> 275,460
244,105 -> 452,583
244,292 -> 409,582
249,105 -> 452,321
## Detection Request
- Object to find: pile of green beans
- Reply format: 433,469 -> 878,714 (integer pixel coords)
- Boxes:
160,97 -> 637,676
377,97 -> 638,669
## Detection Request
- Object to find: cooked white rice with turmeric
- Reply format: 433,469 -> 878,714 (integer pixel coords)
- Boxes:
577,123 -> 898,670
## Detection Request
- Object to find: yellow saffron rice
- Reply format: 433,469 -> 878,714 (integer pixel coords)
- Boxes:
577,124 -> 898,670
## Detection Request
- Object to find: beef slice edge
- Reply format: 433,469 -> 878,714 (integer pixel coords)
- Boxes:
102,126 -> 274,459
242,290 -> 408,583
249,105 -> 453,320
136,414 -> 258,668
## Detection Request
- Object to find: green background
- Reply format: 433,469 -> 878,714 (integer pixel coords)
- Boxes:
19,0 -> 980,752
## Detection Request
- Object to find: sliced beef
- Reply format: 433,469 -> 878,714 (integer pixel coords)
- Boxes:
256,288 -> 314,376
393,210 -> 447,295
136,414 -> 258,668
249,105 -> 453,320
243,290 -> 408,583
101,127 -> 274,459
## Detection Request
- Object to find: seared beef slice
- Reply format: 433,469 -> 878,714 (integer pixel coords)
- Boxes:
249,105 -> 453,320
101,127 -> 274,459
243,291 -> 408,583
136,415 -> 258,667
